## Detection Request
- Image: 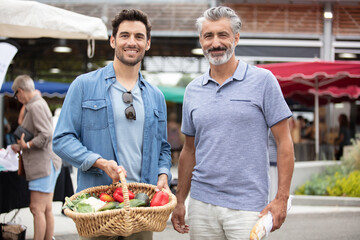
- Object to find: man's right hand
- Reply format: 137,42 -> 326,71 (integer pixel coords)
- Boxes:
171,202 -> 189,234
93,158 -> 127,183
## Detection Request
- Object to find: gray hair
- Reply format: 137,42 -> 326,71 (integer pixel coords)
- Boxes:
196,6 -> 242,35
12,75 -> 35,92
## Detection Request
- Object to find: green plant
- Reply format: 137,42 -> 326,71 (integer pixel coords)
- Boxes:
295,139 -> 360,197
327,170 -> 360,197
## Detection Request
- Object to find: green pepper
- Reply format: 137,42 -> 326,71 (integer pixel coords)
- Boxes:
98,201 -> 120,211
117,199 -> 147,209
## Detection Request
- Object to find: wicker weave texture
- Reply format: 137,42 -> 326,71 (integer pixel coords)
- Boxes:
64,177 -> 177,237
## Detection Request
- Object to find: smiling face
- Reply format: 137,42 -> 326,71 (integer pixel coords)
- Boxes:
199,18 -> 239,66
110,20 -> 151,66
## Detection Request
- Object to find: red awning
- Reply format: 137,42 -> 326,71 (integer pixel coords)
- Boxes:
257,61 -> 360,97
257,60 -> 360,159
287,85 -> 360,107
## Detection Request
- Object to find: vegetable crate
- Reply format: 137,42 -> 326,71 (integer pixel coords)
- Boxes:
64,173 -> 177,237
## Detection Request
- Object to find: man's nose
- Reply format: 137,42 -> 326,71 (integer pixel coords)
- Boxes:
127,35 -> 137,45
212,36 -> 222,48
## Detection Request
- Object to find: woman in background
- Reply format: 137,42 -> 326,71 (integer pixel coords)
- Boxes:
11,75 -> 61,240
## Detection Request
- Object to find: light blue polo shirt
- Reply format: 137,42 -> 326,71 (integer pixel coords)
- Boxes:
181,59 -> 292,211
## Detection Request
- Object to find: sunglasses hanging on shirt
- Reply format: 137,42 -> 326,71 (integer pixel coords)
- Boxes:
122,91 -> 136,120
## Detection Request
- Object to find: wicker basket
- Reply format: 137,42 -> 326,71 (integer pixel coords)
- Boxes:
64,172 -> 177,237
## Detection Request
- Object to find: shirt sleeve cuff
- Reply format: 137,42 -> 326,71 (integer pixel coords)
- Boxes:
159,167 -> 172,184
80,153 -> 103,173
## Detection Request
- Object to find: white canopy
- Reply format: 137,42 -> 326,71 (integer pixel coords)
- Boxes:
0,0 -> 108,40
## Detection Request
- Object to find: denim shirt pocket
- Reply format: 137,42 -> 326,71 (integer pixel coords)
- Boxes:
153,109 -> 166,140
82,100 -> 109,130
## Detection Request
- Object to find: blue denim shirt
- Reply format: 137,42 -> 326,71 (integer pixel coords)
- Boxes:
53,63 -> 171,192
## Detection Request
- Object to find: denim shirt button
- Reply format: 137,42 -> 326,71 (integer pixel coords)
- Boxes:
94,105 -> 97,108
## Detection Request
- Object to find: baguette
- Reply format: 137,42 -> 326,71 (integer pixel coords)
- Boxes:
250,212 -> 272,240
250,195 -> 293,240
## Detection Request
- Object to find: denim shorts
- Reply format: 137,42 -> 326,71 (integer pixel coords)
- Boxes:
28,160 -> 60,193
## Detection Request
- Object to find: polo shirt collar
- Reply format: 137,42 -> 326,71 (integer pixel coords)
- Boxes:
202,59 -> 248,85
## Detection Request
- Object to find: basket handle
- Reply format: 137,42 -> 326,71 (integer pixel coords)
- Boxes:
119,171 -> 130,209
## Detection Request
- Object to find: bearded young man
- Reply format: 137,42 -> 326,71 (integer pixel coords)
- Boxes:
171,6 -> 294,240
53,9 -> 171,240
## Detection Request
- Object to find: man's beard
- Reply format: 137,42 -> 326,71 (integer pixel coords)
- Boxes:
115,47 -> 145,66
203,42 -> 235,66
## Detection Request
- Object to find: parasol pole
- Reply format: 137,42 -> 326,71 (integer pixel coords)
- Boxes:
314,77 -> 319,160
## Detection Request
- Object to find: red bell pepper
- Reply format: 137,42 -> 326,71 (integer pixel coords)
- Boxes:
113,187 -> 135,203
150,191 -> 169,207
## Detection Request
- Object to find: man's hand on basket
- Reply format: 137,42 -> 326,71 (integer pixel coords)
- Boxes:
156,173 -> 169,192
93,158 -> 127,183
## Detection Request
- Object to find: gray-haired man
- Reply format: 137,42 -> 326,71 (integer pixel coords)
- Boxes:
171,6 -> 294,239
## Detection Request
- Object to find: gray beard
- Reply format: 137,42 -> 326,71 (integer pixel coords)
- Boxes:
204,43 -> 235,66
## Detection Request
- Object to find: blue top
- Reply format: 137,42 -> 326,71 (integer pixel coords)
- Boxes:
181,60 -> 292,211
109,80 -> 144,183
53,63 -> 171,192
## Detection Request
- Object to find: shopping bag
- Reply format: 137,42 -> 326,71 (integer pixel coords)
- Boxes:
0,223 -> 26,240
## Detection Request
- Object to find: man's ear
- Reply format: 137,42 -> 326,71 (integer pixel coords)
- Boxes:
234,32 -> 240,45
110,35 -> 115,49
145,39 -> 151,51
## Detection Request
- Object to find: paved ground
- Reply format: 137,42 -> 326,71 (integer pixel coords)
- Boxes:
53,211 -> 360,240
2,202 -> 359,240
2,167 -> 360,240
267,212 -> 360,240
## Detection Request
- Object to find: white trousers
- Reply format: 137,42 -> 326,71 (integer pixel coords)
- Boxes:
188,197 -> 260,240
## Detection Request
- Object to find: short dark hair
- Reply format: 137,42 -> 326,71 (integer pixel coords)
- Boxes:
112,9 -> 152,40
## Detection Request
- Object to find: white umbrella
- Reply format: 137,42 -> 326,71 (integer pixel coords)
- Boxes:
0,0 -> 108,57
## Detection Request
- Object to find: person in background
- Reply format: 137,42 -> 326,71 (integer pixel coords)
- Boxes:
18,89 -> 41,125
4,117 -> 16,147
11,74 -> 61,240
296,115 -> 307,142
334,114 -> 351,160
53,9 -> 171,240
171,6 -> 294,239
167,112 -> 183,165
